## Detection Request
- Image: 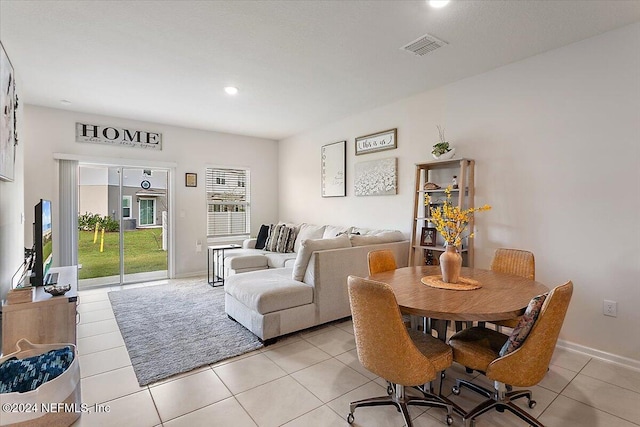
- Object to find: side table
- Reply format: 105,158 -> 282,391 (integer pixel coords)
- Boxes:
207,244 -> 241,286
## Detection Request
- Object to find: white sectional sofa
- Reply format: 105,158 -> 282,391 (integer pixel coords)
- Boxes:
223,223 -> 409,341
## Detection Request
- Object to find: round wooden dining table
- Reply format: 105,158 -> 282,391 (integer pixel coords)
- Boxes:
368,266 -> 549,323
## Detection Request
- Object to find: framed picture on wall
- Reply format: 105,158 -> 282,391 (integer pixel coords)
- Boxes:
355,128 -> 397,155
185,172 -> 197,187
420,227 -> 437,247
1,41 -> 18,182
321,140 -> 346,197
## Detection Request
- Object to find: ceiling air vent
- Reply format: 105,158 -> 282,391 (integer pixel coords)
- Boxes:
401,33 -> 448,56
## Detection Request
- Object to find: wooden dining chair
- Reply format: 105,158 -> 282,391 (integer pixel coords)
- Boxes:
448,281 -> 573,427
346,276 -> 454,427
488,248 -> 536,330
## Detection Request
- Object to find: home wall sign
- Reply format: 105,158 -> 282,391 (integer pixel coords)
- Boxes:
355,128 -> 397,155
75,123 -> 162,150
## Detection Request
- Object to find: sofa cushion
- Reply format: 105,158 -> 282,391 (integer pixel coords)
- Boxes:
349,230 -> 405,246
292,234 -> 352,281
265,224 -> 297,253
227,254 -> 269,270
264,252 -> 298,268
294,223 -> 326,253
225,268 -> 313,315
255,224 -> 270,249
323,225 -> 352,239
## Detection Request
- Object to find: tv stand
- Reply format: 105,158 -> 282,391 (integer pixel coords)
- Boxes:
1,266 -> 78,355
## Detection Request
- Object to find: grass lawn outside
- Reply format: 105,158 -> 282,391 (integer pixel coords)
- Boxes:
78,229 -> 167,279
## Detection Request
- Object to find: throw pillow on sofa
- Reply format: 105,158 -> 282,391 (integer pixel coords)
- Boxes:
322,225 -> 352,239
292,234 -> 352,281
265,224 -> 297,253
255,224 -> 270,249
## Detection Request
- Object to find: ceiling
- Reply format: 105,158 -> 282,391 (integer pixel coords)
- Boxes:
1,1 -> 639,140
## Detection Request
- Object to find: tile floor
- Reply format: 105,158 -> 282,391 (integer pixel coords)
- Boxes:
71,278 -> 640,427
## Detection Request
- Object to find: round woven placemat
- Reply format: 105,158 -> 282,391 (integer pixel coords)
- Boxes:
420,275 -> 482,291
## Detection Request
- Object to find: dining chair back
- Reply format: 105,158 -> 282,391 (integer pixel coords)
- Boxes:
491,248 -> 535,280
367,249 -> 398,276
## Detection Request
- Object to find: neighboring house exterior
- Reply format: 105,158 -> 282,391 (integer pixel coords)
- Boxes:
79,167 -> 168,229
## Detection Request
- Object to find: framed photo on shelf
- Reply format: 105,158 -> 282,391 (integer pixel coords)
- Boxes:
185,172 -> 197,187
420,227 -> 437,247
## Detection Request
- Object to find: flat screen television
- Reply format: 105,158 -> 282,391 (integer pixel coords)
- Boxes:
30,199 -> 53,286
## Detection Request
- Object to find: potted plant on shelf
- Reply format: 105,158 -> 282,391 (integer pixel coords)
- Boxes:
425,187 -> 491,283
432,125 -> 456,160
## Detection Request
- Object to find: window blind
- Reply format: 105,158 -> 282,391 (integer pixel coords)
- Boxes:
206,168 -> 250,237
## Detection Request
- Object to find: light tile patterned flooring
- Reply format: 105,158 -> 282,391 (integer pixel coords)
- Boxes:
72,278 -> 640,427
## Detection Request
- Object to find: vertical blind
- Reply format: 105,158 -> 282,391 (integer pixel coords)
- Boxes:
58,159 -> 78,266
206,167 -> 250,236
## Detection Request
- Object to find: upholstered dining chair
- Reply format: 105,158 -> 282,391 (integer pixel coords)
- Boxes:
487,248 -> 536,330
448,281 -> 573,427
346,275 -> 454,427
367,249 -> 398,275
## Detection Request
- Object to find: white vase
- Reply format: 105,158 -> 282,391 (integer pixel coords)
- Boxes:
432,147 -> 456,160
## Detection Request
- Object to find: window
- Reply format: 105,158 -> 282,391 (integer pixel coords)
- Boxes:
122,196 -> 132,219
206,167 -> 250,237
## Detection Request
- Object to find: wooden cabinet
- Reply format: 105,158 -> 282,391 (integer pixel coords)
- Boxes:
1,266 -> 78,355
409,159 -> 475,267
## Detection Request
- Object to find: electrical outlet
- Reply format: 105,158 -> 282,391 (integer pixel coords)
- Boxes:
603,300 -> 617,317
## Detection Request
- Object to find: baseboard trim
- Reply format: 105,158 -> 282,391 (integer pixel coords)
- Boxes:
556,339 -> 640,372
175,271 -> 207,279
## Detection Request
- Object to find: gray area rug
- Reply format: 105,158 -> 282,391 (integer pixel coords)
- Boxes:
108,279 -> 263,386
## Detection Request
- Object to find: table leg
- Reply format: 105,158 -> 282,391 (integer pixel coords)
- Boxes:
207,247 -> 212,286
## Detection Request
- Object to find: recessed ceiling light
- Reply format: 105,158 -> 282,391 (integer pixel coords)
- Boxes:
224,86 -> 238,95
60,99 -> 72,105
429,0 -> 450,8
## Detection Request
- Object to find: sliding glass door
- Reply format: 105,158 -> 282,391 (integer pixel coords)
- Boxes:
77,164 -> 169,289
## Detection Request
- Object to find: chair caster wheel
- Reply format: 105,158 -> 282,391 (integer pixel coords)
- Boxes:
347,413 -> 354,424
446,415 -> 454,425
452,386 -> 460,395
528,400 -> 537,409
506,384 -> 513,392
387,384 -> 393,395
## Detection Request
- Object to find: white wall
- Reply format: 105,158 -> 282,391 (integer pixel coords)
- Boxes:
279,24 -> 640,362
0,79 -> 24,302
23,106 -> 279,277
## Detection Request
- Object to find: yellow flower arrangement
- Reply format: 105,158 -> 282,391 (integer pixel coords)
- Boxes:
425,187 -> 491,247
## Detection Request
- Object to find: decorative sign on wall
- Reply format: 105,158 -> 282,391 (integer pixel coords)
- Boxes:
354,157 -> 397,196
321,140 -> 346,197
355,128 -> 397,155
75,123 -> 162,150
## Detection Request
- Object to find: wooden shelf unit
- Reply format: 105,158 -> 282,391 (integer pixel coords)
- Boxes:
1,266 -> 79,355
409,159 -> 475,267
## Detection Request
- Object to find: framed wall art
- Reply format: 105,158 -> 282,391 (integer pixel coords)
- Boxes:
355,128 -> 397,155
185,172 -> 197,187
321,140 -> 346,197
1,41 -> 18,182
354,157 -> 397,196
